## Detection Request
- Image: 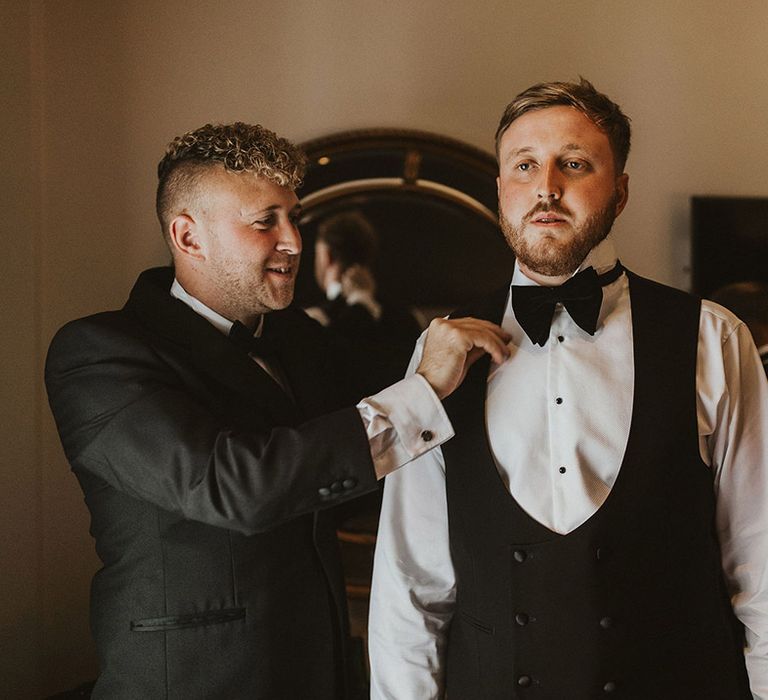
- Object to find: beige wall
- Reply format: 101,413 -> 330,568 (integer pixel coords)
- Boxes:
2,0 -> 767,694
1,2 -> 48,697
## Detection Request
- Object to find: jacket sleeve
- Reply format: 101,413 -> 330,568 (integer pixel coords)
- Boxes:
44,315 -> 379,536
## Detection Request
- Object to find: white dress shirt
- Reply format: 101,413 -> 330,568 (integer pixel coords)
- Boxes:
170,279 -> 452,478
369,238 -> 768,699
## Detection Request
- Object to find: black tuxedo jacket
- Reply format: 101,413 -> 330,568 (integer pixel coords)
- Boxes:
45,267 -> 382,699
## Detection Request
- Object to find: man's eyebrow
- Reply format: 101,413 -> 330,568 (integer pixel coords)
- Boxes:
243,204 -> 287,218
561,143 -> 592,156
502,146 -> 534,163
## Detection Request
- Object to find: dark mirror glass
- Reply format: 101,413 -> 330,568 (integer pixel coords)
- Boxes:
295,129 -> 514,321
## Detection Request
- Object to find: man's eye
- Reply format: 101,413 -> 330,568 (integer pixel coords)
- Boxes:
254,217 -> 275,229
565,161 -> 584,170
289,212 -> 302,226
516,162 -> 531,172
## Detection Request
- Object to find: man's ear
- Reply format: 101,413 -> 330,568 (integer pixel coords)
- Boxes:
614,173 -> 629,218
321,246 -> 343,284
323,245 -> 338,267
168,214 -> 205,261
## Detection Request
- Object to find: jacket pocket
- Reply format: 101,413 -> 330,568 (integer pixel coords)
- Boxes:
131,607 -> 245,632
457,609 -> 495,635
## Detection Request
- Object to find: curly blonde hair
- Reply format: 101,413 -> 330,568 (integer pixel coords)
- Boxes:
156,122 -> 307,239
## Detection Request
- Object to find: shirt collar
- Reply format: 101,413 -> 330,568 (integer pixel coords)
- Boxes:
326,280 -> 343,301
170,278 -> 264,337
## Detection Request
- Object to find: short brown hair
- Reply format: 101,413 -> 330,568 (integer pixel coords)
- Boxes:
317,211 -> 379,270
495,78 -> 631,173
156,122 -> 307,241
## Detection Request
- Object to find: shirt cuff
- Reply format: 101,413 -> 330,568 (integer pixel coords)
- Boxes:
357,373 -> 454,479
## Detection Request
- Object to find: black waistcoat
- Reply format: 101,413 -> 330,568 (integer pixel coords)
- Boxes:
442,272 -> 751,699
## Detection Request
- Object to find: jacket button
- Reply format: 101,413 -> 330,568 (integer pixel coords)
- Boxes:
420,429 -> 434,442
603,681 -> 617,693
330,481 -> 344,494
318,487 -> 331,497
342,478 -> 357,490
517,675 -> 532,688
513,550 -> 527,563
515,613 -> 529,626
599,616 -> 613,629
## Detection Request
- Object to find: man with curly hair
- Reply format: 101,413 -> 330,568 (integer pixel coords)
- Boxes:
45,122 -> 510,699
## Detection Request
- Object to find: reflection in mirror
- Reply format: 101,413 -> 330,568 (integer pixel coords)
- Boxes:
296,129 -> 515,324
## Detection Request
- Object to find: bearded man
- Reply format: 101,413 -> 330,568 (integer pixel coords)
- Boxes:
369,79 -> 768,699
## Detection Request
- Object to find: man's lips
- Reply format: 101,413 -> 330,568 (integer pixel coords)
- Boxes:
265,261 -> 297,276
531,214 -> 567,224
525,204 -> 571,226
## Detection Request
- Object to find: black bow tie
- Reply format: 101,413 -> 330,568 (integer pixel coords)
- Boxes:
228,319 -> 278,359
512,262 -> 624,346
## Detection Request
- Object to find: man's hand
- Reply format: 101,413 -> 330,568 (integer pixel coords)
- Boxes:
341,264 -> 376,299
341,265 -> 382,320
416,317 -> 511,400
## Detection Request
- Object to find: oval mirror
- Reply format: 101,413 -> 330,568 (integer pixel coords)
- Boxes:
295,128 -> 514,323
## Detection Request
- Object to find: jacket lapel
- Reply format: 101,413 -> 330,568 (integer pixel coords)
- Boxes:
124,267 -> 298,424
266,310 -> 343,421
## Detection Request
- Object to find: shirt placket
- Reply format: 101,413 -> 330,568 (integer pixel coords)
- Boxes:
548,305 -> 570,533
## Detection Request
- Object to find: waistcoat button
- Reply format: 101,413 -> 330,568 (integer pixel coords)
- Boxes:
599,616 -> 613,629
513,550 -> 527,563
515,613 -> 529,626
603,681 -> 617,692
517,675 -> 532,687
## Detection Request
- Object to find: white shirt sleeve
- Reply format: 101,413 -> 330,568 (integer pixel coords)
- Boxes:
369,336 -> 456,699
357,372 -> 453,479
698,301 -> 768,699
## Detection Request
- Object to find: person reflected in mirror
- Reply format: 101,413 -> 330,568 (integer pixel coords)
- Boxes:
306,210 -> 423,372
711,281 -> 768,377
369,79 -> 768,700
44,122 -> 510,700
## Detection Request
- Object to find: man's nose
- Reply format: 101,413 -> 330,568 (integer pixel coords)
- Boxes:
537,162 -> 562,200
276,218 -> 302,255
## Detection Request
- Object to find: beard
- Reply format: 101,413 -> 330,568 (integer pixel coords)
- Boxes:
499,194 -> 619,277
